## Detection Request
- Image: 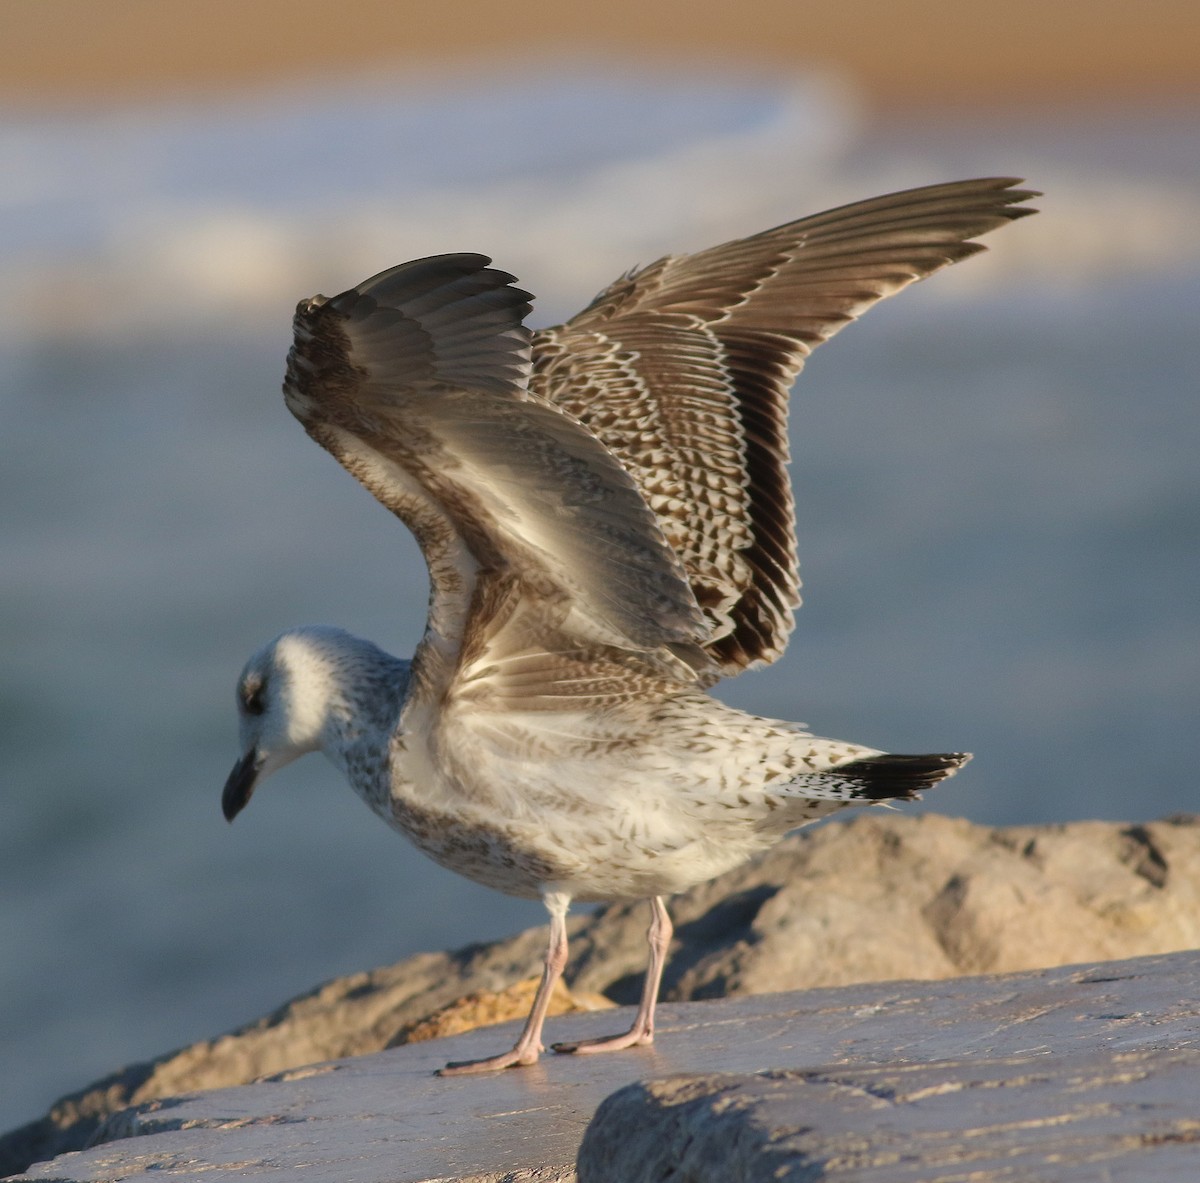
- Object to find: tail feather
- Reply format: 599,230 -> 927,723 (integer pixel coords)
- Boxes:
835,752 -> 971,802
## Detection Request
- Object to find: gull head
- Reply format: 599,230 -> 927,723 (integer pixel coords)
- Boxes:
222,626 -> 401,822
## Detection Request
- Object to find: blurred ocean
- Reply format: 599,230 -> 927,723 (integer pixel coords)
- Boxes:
1,70 -> 1197,1131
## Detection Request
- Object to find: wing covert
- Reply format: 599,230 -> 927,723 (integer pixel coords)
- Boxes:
531,177 -> 1039,675
283,254 -> 714,695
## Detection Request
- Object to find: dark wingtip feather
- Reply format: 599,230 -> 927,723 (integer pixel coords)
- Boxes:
289,253 -> 535,403
838,752 -> 972,802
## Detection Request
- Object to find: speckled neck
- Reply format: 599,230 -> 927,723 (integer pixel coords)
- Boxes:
284,631 -> 411,819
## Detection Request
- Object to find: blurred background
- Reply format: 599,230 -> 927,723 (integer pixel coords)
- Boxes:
2,0 -> 1197,1134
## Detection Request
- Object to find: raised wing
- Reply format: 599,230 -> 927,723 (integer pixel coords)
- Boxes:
531,177 -> 1039,676
283,254 -> 715,705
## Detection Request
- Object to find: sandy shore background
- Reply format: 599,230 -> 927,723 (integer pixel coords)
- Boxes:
4,0 -> 1199,110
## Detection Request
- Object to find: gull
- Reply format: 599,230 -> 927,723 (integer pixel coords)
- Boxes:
223,178 -> 1037,1074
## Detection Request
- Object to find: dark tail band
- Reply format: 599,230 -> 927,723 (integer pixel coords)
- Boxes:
836,752 -> 971,802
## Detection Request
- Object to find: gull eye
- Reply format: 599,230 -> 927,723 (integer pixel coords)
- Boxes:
242,679 -> 267,717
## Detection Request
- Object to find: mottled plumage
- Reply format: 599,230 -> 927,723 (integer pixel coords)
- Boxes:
531,177 -> 1037,673
224,178 -> 1036,1073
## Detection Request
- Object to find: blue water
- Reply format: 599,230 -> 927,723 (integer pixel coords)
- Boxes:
1,72 -> 1197,1132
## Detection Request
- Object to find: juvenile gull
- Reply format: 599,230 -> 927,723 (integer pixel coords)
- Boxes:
223,178 -> 1037,1074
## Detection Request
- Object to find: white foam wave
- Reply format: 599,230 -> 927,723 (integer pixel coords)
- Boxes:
1,71 -> 1197,343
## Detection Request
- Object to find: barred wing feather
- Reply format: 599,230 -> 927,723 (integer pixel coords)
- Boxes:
531,177 -> 1038,674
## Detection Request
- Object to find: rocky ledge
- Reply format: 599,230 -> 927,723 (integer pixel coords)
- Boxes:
7,953 -> 1200,1182
4,813 -> 1199,1180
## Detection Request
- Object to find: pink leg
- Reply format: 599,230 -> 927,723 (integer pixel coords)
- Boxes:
553,895 -> 671,1056
439,892 -> 570,1075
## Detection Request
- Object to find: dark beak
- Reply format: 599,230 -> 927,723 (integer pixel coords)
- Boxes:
222,749 -> 263,822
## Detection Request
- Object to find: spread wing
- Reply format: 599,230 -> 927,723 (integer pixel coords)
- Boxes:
531,177 -> 1039,676
283,254 -> 715,710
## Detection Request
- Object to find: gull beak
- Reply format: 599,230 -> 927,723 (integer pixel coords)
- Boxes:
222,749 -> 263,822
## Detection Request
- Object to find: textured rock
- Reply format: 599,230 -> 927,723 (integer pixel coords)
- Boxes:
386,977 -> 614,1047
5,813 -> 1199,1177
578,1050 -> 1200,1181
10,952 -> 1200,1182
652,812 -> 1200,1000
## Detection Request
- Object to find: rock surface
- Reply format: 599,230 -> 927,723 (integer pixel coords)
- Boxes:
10,951 -> 1200,1182
578,1046 -> 1200,1182
5,813 -> 1199,1177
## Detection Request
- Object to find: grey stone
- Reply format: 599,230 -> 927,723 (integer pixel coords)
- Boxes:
578,1049 -> 1200,1182
8,951 -> 1200,1182
6,814 -> 1200,1177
